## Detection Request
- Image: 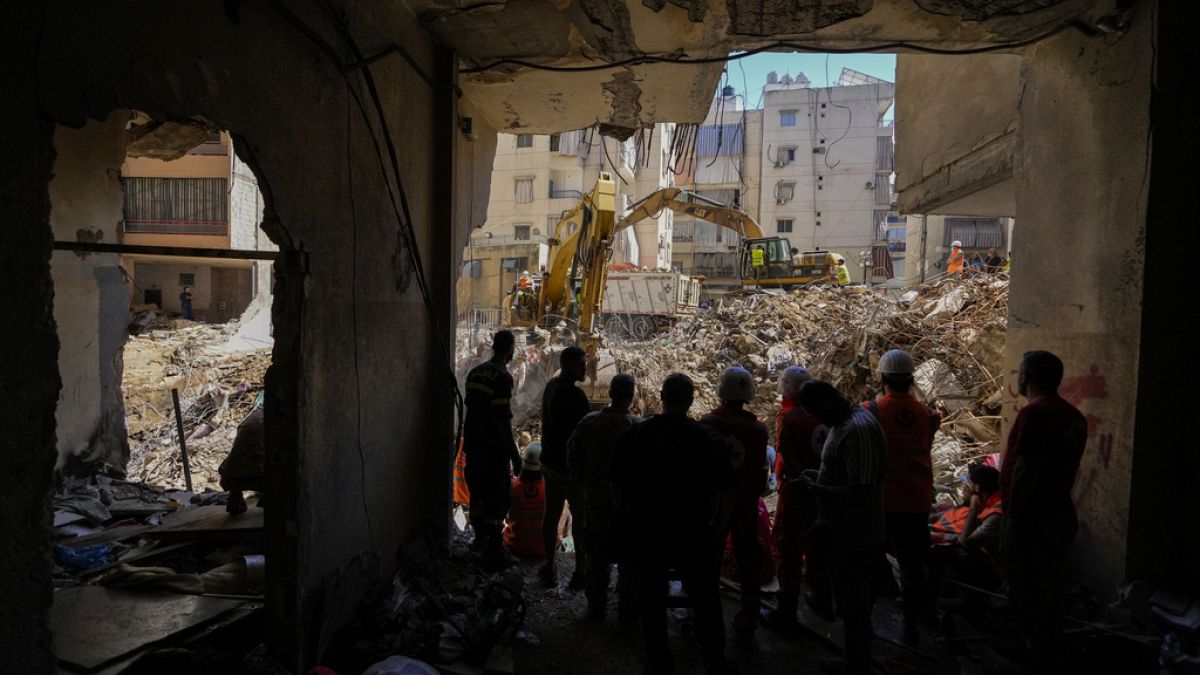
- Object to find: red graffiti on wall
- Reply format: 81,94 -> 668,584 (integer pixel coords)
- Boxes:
1060,364 -> 1108,407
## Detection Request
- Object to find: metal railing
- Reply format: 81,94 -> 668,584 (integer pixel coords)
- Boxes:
467,233 -> 548,247
549,189 -> 583,200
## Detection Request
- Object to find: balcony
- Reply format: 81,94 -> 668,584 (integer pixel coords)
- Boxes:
549,189 -> 583,200
467,232 -> 548,247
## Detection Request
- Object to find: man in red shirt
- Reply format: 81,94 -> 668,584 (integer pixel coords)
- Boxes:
864,349 -> 941,645
701,366 -> 769,642
763,366 -> 829,629
1000,350 -> 1087,672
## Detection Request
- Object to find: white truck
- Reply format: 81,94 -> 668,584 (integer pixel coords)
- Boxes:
598,271 -> 702,340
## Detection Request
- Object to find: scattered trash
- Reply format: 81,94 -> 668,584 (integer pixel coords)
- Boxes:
362,655 -> 440,675
55,543 -> 114,570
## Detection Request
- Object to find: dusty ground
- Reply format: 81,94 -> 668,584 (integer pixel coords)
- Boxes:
512,552 -> 968,675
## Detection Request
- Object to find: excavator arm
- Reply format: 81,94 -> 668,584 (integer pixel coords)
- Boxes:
617,188 -> 764,239
537,183 -> 759,329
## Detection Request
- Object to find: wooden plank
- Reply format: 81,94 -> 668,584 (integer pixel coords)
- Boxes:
58,525 -> 150,549
145,501 -> 263,539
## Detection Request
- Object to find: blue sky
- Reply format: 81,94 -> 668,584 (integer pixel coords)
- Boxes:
718,52 -> 897,117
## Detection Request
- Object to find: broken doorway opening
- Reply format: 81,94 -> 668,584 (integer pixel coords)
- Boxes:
49,114 -> 283,675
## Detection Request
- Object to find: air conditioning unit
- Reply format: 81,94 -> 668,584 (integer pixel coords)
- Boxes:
776,197 -> 787,205
774,160 -> 787,168
865,182 -> 875,190
532,227 -> 540,235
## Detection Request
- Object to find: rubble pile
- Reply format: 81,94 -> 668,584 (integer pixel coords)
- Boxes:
324,535 -> 527,673
124,321 -> 270,490
608,276 -> 1009,495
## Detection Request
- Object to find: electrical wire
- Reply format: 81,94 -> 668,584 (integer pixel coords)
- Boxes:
345,89 -> 374,543
459,22 -> 1090,74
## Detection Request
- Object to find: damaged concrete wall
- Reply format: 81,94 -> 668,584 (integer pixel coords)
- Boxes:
895,53 -> 1020,216
1005,5 -> 1154,596
48,116 -> 132,471
5,1 -> 484,670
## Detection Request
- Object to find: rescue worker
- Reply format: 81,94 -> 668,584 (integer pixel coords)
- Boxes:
1000,350 -> 1087,673
984,247 -> 1005,274
751,244 -> 766,282
220,405 -> 264,515
864,349 -> 941,645
928,464 -> 1005,598
538,346 -> 592,588
452,438 -> 470,508
833,258 -> 851,286
700,367 -> 769,642
946,240 -> 965,276
464,330 -> 522,569
518,270 -> 532,291
504,443 -> 550,558
614,374 -> 734,674
793,381 -> 888,675
567,373 -> 641,620
763,366 -> 830,629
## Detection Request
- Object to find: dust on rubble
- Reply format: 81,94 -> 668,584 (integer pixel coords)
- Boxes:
457,276 -> 1009,503
123,319 -> 270,491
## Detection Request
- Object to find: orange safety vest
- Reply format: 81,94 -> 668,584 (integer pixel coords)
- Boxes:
932,493 -> 1003,535
947,248 -> 964,274
932,492 -> 1005,576
503,475 -> 549,558
453,441 -> 471,506
865,395 -> 940,513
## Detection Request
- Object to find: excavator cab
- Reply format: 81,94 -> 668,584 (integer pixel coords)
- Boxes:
739,237 -> 838,287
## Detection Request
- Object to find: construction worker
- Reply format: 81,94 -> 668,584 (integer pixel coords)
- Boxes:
518,270 -> 532,291
793,381 -> 888,675
946,240 -> 965,276
928,464 -> 1005,598
538,346 -> 592,588
763,366 -> 830,629
179,285 -> 194,320
613,374 -> 734,674
700,367 -> 769,642
864,349 -> 941,645
833,257 -> 851,286
567,373 -> 641,620
452,438 -> 470,508
1000,350 -> 1087,673
751,244 -> 766,281
503,443 -> 550,558
220,405 -> 265,515
984,247 -> 1005,274
464,330 -> 522,569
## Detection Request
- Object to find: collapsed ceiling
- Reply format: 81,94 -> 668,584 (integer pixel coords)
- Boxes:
411,0 -> 1111,135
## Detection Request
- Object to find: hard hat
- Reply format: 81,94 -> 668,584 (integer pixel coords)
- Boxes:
878,349 -> 915,377
717,367 -> 756,403
522,443 -> 542,471
522,270 -> 530,276
778,366 -> 813,398
952,240 -> 962,248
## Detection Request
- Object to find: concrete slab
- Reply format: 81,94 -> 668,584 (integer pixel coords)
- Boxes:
51,587 -> 243,670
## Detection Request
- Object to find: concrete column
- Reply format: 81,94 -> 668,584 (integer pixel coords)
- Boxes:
1006,7 -> 1154,595
0,81 -> 60,675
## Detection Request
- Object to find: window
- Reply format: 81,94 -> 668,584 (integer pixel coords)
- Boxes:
179,273 -> 195,286
775,182 -> 795,203
780,147 -> 796,163
516,134 -> 533,148
514,177 -> 534,203
943,218 -> 1006,249
123,177 -> 229,234
549,134 -> 561,152
513,224 -> 532,241
776,218 -> 794,233
461,260 -> 482,278
779,110 -> 797,127
501,257 -> 528,272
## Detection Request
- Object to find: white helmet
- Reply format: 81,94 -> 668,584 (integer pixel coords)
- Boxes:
718,367 -> 756,403
878,349 -> 915,376
951,240 -> 962,248
778,366 -> 812,398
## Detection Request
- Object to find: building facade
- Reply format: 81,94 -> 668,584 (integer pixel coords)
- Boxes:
457,125 -> 675,318
120,128 -> 273,322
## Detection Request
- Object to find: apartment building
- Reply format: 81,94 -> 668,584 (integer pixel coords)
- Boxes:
671,86 -> 763,292
457,125 -> 675,319
755,69 -> 896,283
121,128 -> 273,322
